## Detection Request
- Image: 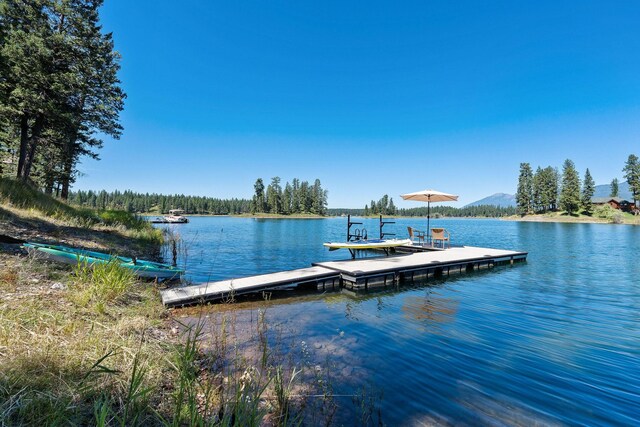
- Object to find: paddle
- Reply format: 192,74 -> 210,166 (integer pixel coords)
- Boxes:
0,234 -> 27,244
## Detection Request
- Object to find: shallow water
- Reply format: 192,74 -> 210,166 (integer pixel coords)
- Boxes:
157,217 -> 640,425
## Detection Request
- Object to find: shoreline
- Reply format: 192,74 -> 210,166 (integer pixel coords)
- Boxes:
503,214 -> 640,225
144,213 -> 509,220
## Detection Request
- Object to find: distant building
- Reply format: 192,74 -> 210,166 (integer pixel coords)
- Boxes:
591,197 -> 632,212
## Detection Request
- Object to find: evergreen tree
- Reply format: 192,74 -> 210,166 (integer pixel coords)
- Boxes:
0,0 -> 124,187
311,179 -> 327,215
532,167 -> 543,213
623,154 -> 640,207
610,178 -> 619,197
581,168 -> 595,215
252,178 -> 265,213
544,166 -> 559,211
516,163 -> 534,215
559,159 -> 581,215
291,178 -> 301,213
387,197 -> 396,215
380,195 -> 389,214
363,204 -> 369,216
282,182 -> 292,214
299,181 -> 311,212
266,176 -> 282,213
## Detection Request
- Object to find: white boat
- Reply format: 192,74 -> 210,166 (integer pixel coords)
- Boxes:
150,209 -> 189,224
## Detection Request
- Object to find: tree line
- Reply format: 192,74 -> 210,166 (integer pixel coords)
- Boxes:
251,177 -> 328,215
68,190 -> 251,215
0,0 -> 124,199
515,154 -> 640,216
363,195 -> 397,216
329,205 -> 516,217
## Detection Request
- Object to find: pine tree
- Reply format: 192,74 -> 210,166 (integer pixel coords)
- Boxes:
299,181 -> 311,212
559,159 -> 581,215
311,179 -> 327,215
266,176 -> 282,213
381,195 -> 390,214
535,166 -> 559,213
388,197 -> 396,215
0,0 -> 124,187
581,168 -> 595,215
291,178 -> 301,213
623,154 -> 640,207
516,163 -> 534,215
282,182 -> 292,214
252,178 -> 265,213
544,166 -> 559,211
610,178 -> 619,197
532,167 -> 543,213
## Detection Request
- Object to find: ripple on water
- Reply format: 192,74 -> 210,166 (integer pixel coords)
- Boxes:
164,218 -> 640,425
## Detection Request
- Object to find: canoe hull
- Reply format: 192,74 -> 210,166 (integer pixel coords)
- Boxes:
22,243 -> 183,280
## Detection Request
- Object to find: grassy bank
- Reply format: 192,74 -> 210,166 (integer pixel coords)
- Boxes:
0,177 -> 162,255
506,205 -> 640,225
1,179 -> 375,425
0,258 -> 356,425
0,179 -> 172,423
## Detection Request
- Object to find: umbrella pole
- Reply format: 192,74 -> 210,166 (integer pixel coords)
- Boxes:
427,201 -> 430,244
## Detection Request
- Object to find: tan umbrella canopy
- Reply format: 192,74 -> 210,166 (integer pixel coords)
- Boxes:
401,189 -> 459,232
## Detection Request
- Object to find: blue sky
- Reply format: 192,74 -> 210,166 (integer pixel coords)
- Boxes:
74,0 -> 640,207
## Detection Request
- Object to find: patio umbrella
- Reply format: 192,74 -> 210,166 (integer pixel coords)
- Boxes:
400,189 -> 459,232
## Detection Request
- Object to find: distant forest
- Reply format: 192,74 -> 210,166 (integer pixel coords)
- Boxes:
67,176 -> 328,215
68,190 -> 251,215
328,205 -> 516,218
328,194 -> 516,217
68,188 -> 516,217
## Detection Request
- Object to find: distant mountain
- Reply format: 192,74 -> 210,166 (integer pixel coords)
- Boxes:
594,181 -> 632,199
465,182 -> 633,209
465,193 -> 516,208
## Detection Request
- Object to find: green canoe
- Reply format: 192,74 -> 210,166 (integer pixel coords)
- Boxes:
22,242 -> 183,280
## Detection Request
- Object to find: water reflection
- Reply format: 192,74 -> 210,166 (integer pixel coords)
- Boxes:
401,288 -> 459,329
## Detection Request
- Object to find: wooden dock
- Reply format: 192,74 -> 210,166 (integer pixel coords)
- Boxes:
161,246 -> 527,307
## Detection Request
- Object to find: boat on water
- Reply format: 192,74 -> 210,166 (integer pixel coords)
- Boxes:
150,209 -> 189,224
22,242 -> 184,279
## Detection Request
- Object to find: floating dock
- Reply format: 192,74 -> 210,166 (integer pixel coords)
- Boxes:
161,246 -> 527,307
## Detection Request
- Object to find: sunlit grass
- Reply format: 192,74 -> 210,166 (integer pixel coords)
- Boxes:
69,261 -> 137,311
0,177 -> 161,238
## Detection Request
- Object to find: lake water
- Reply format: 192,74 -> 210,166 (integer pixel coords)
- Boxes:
156,217 -> 640,425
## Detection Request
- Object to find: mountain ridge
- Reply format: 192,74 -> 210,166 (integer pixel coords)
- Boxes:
466,182 -> 634,208
465,193 -> 516,208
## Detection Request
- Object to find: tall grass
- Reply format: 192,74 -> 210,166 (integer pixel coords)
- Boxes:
0,177 -> 160,239
0,176 -> 97,224
70,260 -> 137,311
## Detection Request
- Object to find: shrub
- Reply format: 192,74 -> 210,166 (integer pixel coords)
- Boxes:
593,204 -> 616,220
99,210 -> 149,231
612,213 -> 624,224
